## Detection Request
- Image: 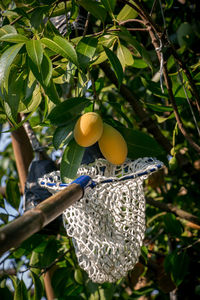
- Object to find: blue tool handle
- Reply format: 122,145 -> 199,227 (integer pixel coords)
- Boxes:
72,175 -> 92,189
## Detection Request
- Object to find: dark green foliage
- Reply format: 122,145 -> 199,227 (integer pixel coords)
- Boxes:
0,0 -> 200,299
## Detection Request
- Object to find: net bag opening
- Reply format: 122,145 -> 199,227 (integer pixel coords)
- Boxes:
39,157 -> 164,283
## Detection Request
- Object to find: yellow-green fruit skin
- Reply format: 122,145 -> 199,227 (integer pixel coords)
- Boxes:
74,112 -> 103,147
98,123 -> 128,165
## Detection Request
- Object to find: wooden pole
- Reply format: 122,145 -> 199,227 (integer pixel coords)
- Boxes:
0,183 -> 83,257
11,121 -> 34,192
43,271 -> 56,300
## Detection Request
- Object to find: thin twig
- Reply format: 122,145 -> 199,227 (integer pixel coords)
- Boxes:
39,249 -> 70,276
181,238 -> 200,251
90,73 -> 98,112
177,70 -> 200,138
157,0 -> 200,136
162,61 -> 200,153
123,0 -> 200,114
0,248 -> 16,265
92,27 -> 148,37
10,7 -> 35,25
156,39 -> 200,153
122,0 -> 200,154
118,18 -> 146,26
170,46 -> 200,114
121,0 -> 161,33
150,0 -> 159,16
83,12 -> 90,37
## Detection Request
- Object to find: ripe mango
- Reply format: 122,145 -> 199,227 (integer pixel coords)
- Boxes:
74,112 -> 103,147
98,123 -> 128,165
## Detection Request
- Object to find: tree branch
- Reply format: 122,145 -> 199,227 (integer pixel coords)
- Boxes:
121,0 -> 200,114
146,197 -> 200,227
100,62 -> 200,182
168,45 -> 200,115
100,62 -> 172,153
148,29 -> 200,154
0,187 -> 6,197
11,118 -> 34,192
121,0 -> 200,154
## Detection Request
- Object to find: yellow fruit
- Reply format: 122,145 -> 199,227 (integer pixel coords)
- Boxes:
98,123 -> 128,165
74,112 -> 103,147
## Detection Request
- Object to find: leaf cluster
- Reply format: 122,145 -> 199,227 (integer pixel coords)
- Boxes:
0,0 -> 200,299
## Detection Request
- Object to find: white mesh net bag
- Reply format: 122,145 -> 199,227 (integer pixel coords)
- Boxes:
39,157 -> 163,283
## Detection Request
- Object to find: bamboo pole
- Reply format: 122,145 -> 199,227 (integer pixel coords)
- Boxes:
0,183 -> 83,257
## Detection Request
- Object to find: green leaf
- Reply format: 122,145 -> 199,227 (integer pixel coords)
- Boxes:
103,46 -> 123,87
108,102 -> 133,128
163,213 -> 183,237
53,120 -> 77,150
31,272 -> 43,300
41,53 -> 52,86
94,77 -> 104,93
0,43 -> 23,88
9,276 -> 18,290
41,239 -> 60,267
132,286 -> 154,297
14,280 -> 28,300
194,72 -> 200,81
133,57 -> 148,69
6,178 -> 21,210
116,126 -> 166,159
177,22 -> 195,48
99,285 -> 115,300
0,25 -> 17,37
28,53 -> 55,101
142,79 -> 168,98
165,0 -> 174,9
26,40 -> 43,71
79,0 -> 107,22
0,33 -> 28,43
48,97 -> 91,125
164,250 -> 190,286
146,103 -> 174,112
76,36 -> 98,70
155,113 -> 175,124
22,71 -> 37,105
119,29 -> 153,69
51,268 -> 74,294
30,252 -> 40,273
19,84 -> 42,113
74,269 -> 83,285
0,213 -> 8,223
30,6 -> 48,29
141,246 -> 148,264
0,194 -> 5,208
42,36 -> 78,66
61,139 -> 84,181
101,0 -> 116,13
17,234 -> 47,256
117,1 -> 138,21
3,69 -> 26,122
116,42 -> 134,69
45,79 -> 60,104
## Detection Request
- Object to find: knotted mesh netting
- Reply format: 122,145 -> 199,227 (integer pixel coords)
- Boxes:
39,157 -> 163,283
